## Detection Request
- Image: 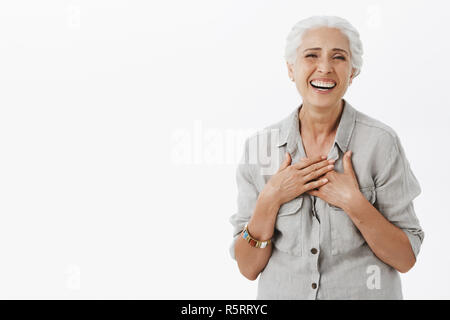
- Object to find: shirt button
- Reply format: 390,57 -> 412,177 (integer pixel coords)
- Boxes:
311,248 -> 318,254
312,283 -> 317,289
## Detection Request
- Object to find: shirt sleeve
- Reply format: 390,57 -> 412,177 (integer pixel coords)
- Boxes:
374,132 -> 424,259
228,138 -> 259,261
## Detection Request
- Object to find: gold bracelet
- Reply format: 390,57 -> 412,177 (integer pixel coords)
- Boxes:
241,223 -> 271,248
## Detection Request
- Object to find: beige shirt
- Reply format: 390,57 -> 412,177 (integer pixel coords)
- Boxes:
229,99 -> 424,299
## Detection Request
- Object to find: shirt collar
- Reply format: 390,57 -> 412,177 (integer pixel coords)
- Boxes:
276,99 -> 357,155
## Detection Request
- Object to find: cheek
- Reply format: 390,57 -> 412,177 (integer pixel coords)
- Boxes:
336,69 -> 352,86
337,63 -> 352,77
296,67 -> 314,87
296,60 -> 315,74
304,62 -> 317,75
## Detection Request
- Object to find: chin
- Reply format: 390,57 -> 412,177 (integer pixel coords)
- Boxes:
306,94 -> 341,109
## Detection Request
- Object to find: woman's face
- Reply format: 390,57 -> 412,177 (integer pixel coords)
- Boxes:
287,27 -> 356,109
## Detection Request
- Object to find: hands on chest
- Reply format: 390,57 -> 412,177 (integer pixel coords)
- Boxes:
261,150 -> 361,211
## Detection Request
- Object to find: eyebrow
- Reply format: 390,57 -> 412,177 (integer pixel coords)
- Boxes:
303,47 -> 349,55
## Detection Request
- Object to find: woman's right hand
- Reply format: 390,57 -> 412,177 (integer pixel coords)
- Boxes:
260,152 -> 335,207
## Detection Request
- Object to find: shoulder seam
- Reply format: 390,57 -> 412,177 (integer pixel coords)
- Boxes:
354,118 -> 397,138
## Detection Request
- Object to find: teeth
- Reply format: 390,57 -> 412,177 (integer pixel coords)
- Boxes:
311,80 -> 336,88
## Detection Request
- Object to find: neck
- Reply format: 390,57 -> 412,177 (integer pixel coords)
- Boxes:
299,99 -> 344,141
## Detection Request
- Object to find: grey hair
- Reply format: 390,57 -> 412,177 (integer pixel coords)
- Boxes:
285,16 -> 364,77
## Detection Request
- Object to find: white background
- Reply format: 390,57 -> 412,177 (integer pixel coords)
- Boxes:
0,0 -> 448,299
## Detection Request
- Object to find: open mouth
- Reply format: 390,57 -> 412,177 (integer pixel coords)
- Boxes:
309,80 -> 336,92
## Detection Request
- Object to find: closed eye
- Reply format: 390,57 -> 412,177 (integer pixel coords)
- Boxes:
305,54 -> 345,60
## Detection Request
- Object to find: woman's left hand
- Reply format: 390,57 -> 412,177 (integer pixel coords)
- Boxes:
307,150 -> 361,211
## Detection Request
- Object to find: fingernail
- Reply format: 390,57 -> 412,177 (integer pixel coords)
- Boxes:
321,155 -> 327,159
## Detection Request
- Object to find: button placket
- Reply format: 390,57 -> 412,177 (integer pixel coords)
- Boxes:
310,196 -> 321,299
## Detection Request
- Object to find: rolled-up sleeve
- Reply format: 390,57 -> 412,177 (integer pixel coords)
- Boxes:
228,138 -> 259,261
374,133 -> 424,259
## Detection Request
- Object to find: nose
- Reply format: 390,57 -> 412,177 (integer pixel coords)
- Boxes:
317,57 -> 333,74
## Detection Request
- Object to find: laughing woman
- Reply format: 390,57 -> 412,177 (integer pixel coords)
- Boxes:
228,16 -> 424,299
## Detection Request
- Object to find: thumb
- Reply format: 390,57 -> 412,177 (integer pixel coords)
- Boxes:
277,152 -> 291,172
343,150 -> 355,176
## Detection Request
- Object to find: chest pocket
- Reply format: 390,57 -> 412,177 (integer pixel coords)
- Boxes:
329,187 -> 376,255
272,196 -> 304,256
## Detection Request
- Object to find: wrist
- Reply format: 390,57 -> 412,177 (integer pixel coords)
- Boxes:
249,191 -> 280,240
242,223 -> 272,248
344,190 -> 367,217
259,188 -> 281,208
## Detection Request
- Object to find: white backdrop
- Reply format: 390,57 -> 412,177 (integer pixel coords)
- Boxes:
0,0 -> 448,299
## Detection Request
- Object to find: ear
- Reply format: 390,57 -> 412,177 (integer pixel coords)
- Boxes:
349,68 -> 356,85
286,61 -> 295,81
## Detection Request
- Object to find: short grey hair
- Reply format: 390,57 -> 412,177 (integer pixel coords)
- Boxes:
285,16 -> 364,77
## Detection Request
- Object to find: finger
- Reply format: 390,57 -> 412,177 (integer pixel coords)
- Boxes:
292,154 -> 329,170
277,152 -> 292,172
316,171 -> 332,182
303,177 -> 329,192
343,150 -> 356,177
302,163 -> 334,183
307,189 -> 319,197
298,158 -> 335,176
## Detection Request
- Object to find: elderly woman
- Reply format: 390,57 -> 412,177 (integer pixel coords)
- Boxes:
228,16 -> 424,300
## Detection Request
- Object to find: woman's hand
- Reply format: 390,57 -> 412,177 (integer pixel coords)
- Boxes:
307,150 -> 361,211
260,152 -> 336,207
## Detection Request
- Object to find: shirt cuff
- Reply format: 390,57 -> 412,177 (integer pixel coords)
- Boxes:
229,233 -> 242,261
403,229 -> 424,259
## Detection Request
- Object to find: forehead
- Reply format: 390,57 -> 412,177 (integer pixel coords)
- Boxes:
298,27 -> 350,51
